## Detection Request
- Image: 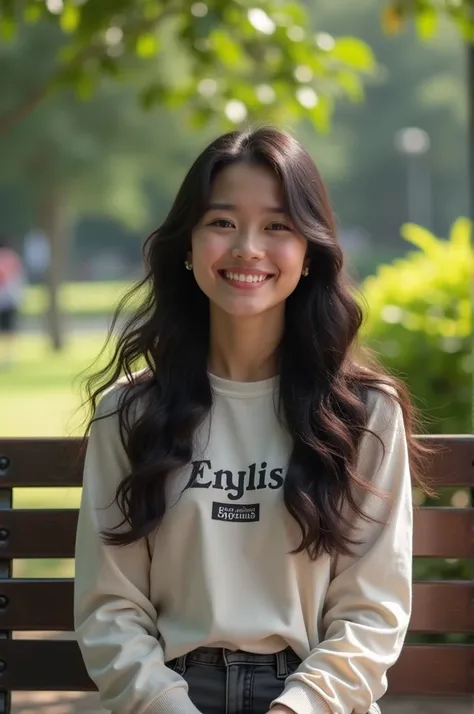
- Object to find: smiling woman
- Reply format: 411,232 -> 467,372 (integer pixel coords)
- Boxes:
75,126 -> 433,714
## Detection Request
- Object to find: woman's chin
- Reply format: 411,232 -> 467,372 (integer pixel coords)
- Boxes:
210,298 -> 283,321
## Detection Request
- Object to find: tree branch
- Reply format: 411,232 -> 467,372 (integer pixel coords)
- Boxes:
0,6 -> 178,134
0,84 -> 49,133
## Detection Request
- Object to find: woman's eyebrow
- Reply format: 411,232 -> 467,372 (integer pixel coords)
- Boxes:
206,202 -> 286,213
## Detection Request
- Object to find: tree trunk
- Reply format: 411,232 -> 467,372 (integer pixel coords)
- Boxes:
38,191 -> 69,351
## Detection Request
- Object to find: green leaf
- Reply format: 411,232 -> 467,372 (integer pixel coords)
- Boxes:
330,37 -> 376,72
99,56 -> 121,77
60,4 -> 80,34
23,4 -> 43,24
186,105 -> 215,130
400,223 -> 442,258
415,8 -> 438,39
209,28 -> 247,69
278,1 -> 308,26
142,0 -> 162,21
452,14 -> 474,42
75,73 -> 96,100
0,16 -> 16,41
308,94 -> 332,133
136,33 -> 159,57
449,217 -> 472,249
139,82 -> 165,110
335,69 -> 364,101
58,44 -> 78,64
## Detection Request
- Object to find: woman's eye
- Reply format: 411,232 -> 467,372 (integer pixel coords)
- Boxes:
268,222 -> 291,231
210,219 -> 234,228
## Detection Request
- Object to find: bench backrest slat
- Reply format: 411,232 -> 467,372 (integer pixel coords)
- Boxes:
0,507 -> 471,559
413,508 -> 473,558
0,639 -> 470,695
0,510 -> 77,559
1,579 -> 471,634
1,434 -> 473,488
389,644 -> 473,695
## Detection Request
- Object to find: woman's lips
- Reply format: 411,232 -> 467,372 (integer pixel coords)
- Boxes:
218,269 -> 274,289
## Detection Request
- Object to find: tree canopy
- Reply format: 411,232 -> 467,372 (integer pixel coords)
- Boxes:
0,0 -> 376,134
383,0 -> 474,41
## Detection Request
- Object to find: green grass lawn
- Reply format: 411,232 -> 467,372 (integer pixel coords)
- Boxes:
21,280 -> 138,318
1,332 -> 112,579
0,332 -> 110,436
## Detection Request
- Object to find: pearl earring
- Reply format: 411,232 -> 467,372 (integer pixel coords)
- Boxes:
302,266 -> 309,277
184,260 -> 193,271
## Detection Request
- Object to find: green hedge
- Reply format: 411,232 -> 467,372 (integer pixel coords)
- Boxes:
360,218 -> 472,633
361,217 -> 471,435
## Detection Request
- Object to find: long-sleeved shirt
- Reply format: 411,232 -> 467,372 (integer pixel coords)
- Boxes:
74,373 -> 413,714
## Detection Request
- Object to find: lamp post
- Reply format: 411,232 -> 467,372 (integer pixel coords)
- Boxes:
468,42 -> 473,233
395,127 -> 432,228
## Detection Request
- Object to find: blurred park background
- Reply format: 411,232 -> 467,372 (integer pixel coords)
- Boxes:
0,0 -> 472,711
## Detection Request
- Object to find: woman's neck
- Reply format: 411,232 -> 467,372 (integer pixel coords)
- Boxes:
208,307 -> 284,382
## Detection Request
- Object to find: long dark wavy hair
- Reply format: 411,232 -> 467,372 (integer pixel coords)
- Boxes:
85,125 -> 434,560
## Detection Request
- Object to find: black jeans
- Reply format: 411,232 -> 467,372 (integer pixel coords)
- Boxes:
167,646 -> 302,714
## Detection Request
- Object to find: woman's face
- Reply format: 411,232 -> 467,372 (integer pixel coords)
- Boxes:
190,162 -> 307,321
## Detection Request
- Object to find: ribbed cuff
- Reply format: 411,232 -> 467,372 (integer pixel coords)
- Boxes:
142,686 -> 202,714
271,681 -> 331,714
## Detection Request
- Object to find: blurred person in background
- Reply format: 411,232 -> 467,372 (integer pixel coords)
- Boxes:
23,228 -> 50,284
74,127 -> 433,714
0,237 -> 25,368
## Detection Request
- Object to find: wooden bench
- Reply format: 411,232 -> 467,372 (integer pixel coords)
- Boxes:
0,435 -> 472,713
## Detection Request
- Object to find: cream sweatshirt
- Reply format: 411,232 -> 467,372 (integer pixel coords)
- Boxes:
74,374 -> 413,714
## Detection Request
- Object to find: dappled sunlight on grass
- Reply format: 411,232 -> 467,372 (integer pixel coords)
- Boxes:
13,558 -> 75,579
14,487 -> 82,509
2,391 -> 84,437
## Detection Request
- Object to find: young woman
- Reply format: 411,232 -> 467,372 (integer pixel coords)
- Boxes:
74,126 -> 431,714
0,238 -> 25,369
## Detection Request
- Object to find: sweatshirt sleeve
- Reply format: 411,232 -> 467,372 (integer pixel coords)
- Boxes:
74,387 -> 202,714
271,388 -> 413,714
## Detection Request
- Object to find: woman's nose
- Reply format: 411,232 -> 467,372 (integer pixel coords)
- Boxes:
231,230 -> 265,261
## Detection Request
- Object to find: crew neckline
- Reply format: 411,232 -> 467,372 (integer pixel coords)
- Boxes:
208,372 -> 278,398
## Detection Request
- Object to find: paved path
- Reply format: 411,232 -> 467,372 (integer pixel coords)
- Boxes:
11,692 -> 473,714
11,688 -> 473,714
13,691 -> 106,714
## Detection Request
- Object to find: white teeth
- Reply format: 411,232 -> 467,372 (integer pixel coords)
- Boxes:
224,271 -> 268,283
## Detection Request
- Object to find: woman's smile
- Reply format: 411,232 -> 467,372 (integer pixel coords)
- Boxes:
218,268 -> 275,290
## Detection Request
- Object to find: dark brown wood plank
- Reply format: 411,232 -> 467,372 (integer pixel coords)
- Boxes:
0,580 -> 73,631
0,510 -> 78,558
413,508 -> 473,558
388,644 -> 474,695
0,438 -> 84,488
410,581 -> 474,633
417,434 -> 474,487
0,640 -> 471,694
0,507 -> 472,559
0,639 -> 95,691
1,579 -> 472,633
0,434 -> 472,488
